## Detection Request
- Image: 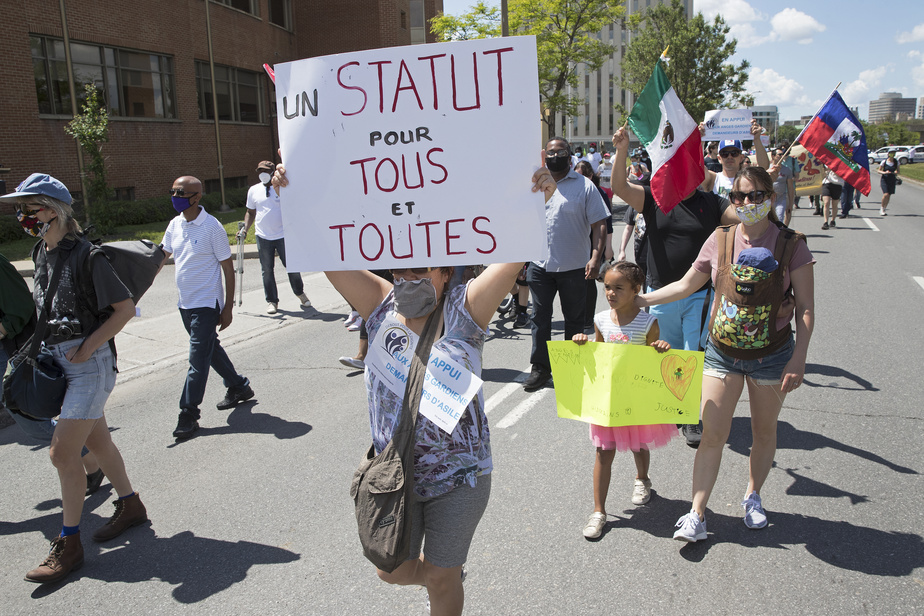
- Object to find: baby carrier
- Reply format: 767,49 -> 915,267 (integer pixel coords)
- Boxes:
709,223 -> 805,360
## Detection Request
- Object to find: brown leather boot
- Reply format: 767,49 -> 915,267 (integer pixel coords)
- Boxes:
92,492 -> 148,542
25,533 -> 84,583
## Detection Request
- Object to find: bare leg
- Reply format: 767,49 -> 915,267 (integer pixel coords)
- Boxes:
50,419 -> 98,527
881,193 -> 891,211
690,374 -> 745,518
516,284 -> 529,308
744,379 -> 787,496
82,451 -> 100,475
354,337 -> 369,361
378,557 -> 464,616
83,415 -> 134,498
593,448 -> 616,514
632,448 -> 650,481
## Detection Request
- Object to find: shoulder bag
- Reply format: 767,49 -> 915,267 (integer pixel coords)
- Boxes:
350,300 -> 443,573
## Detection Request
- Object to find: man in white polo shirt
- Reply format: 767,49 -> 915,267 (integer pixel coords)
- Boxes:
239,160 -> 310,314
161,176 -> 254,440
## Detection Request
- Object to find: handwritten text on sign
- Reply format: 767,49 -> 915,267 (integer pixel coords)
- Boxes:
274,37 -> 546,271
548,341 -> 703,427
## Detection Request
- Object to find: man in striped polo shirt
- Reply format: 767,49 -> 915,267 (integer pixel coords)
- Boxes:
162,176 -> 254,440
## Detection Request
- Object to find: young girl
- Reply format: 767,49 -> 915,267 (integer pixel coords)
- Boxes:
572,261 -> 676,539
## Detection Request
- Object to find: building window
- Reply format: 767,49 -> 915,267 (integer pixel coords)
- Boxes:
30,35 -> 175,118
410,0 -> 426,44
213,0 -> 258,16
204,176 -> 248,193
268,0 -> 291,29
113,187 -> 135,201
196,61 -> 265,123
401,10 -> 407,29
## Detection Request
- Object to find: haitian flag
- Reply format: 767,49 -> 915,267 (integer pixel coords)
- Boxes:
627,55 -> 704,213
796,90 -> 871,195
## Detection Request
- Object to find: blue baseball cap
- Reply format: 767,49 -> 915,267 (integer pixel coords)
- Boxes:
719,140 -> 743,153
0,173 -> 73,205
736,247 -> 778,273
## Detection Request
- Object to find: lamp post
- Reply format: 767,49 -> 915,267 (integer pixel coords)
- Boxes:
204,0 -> 230,211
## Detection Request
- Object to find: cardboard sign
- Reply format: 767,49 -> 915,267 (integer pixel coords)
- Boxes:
702,109 -> 754,142
548,341 -> 702,427
789,145 -> 825,196
274,37 -> 546,271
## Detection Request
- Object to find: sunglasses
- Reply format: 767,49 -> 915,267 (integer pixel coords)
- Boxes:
18,205 -> 45,216
170,188 -> 199,198
545,150 -> 570,159
729,190 -> 768,205
719,150 -> 742,158
390,267 -> 433,276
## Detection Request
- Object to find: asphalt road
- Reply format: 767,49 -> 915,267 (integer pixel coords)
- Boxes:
1,182 -> 923,615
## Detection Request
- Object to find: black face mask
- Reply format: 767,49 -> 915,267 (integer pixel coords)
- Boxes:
546,156 -> 570,173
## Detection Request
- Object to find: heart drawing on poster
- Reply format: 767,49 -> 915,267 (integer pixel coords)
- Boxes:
660,355 -> 697,401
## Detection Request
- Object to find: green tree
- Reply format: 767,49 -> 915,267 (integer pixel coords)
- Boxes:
64,83 -> 110,218
619,0 -> 751,125
861,119 -> 916,150
432,0 -> 625,136
776,124 -> 800,146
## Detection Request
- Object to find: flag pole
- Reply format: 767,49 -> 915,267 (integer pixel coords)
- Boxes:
787,82 -> 842,157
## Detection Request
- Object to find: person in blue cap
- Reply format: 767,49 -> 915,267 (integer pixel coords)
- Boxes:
1,173 -> 147,584
699,120 -> 771,200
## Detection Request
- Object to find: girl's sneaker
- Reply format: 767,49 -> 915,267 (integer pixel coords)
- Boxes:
582,512 -> 607,539
742,492 -> 768,529
344,311 -> 360,327
631,479 -> 652,505
673,510 -> 707,542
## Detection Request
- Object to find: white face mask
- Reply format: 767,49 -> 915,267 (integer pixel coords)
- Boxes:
735,200 -> 772,226
259,172 -> 272,184
589,148 -> 595,153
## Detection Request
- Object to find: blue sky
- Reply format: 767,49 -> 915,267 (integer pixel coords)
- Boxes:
440,0 -> 924,122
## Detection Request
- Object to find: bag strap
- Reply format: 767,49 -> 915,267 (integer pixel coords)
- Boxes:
26,244 -> 70,360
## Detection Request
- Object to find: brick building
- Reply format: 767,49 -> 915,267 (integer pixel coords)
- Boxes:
0,0 -> 442,211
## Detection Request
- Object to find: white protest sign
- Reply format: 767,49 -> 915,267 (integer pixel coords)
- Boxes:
702,109 -> 753,141
274,37 -> 546,271
364,314 -> 483,434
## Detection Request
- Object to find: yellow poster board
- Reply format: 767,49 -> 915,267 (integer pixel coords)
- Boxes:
548,341 -> 703,427
790,144 -> 825,196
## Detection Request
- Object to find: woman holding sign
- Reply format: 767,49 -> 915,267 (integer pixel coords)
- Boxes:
274,161 -> 556,615
637,166 -> 815,543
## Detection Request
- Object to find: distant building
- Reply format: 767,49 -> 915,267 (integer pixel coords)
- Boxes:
868,92 -> 916,123
748,105 -> 779,136
0,0 -> 443,212
918,97 -> 924,120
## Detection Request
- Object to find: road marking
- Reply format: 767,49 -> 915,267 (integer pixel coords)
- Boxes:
914,276 -> 924,292
495,388 -> 549,429
484,381 -> 524,415
862,217 -> 880,232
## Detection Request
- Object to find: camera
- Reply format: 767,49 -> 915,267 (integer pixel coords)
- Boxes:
48,316 -> 83,339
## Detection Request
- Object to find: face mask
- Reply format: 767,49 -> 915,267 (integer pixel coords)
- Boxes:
393,277 -> 438,319
735,200 -> 772,226
259,172 -> 272,184
546,156 -> 570,173
172,195 -> 195,213
589,148 -> 595,153
17,211 -> 50,238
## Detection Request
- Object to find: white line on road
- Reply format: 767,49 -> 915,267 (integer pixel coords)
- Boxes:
862,217 -> 880,232
914,276 -> 924,292
484,380 -> 524,415
495,388 -> 550,429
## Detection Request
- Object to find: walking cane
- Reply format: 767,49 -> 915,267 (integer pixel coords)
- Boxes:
235,222 -> 245,307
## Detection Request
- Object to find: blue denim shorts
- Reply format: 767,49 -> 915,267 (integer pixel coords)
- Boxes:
48,338 -> 117,420
703,334 -> 795,386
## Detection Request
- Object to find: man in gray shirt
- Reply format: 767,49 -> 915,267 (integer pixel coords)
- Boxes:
524,137 -> 610,391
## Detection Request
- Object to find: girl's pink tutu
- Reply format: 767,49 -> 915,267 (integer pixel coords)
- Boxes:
590,423 -> 678,452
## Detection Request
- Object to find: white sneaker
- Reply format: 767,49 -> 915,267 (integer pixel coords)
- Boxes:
344,311 -> 360,327
673,510 -> 707,542
266,302 -> 278,314
297,293 -> 312,307
338,356 -> 365,370
582,511 -> 607,539
880,208 -> 887,216
631,479 -> 652,505
742,492 -> 768,529
347,318 -> 363,332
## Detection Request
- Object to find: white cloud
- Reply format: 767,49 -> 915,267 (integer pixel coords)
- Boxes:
896,23 -> 924,44
909,50 -> 922,60
727,22 -> 777,48
747,67 -> 811,106
770,9 -> 826,44
699,0 -> 762,23
913,60 -> 924,88
840,66 -> 890,106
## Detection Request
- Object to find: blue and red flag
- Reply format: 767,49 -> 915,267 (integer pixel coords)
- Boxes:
796,90 -> 871,195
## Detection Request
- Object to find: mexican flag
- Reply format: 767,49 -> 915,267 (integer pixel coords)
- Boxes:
797,90 -> 871,196
627,57 -> 704,213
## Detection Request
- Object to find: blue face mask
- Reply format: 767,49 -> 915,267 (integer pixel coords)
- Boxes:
172,195 -> 195,213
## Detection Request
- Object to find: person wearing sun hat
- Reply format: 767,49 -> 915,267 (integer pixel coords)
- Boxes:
238,160 -> 311,314
1,173 -> 148,584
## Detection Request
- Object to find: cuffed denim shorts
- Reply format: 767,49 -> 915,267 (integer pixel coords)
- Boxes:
48,338 -> 117,420
703,334 -> 795,386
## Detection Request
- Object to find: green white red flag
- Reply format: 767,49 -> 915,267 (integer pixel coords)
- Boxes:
627,54 -> 704,213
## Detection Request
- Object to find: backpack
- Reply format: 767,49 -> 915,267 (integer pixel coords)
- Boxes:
709,223 -> 805,360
